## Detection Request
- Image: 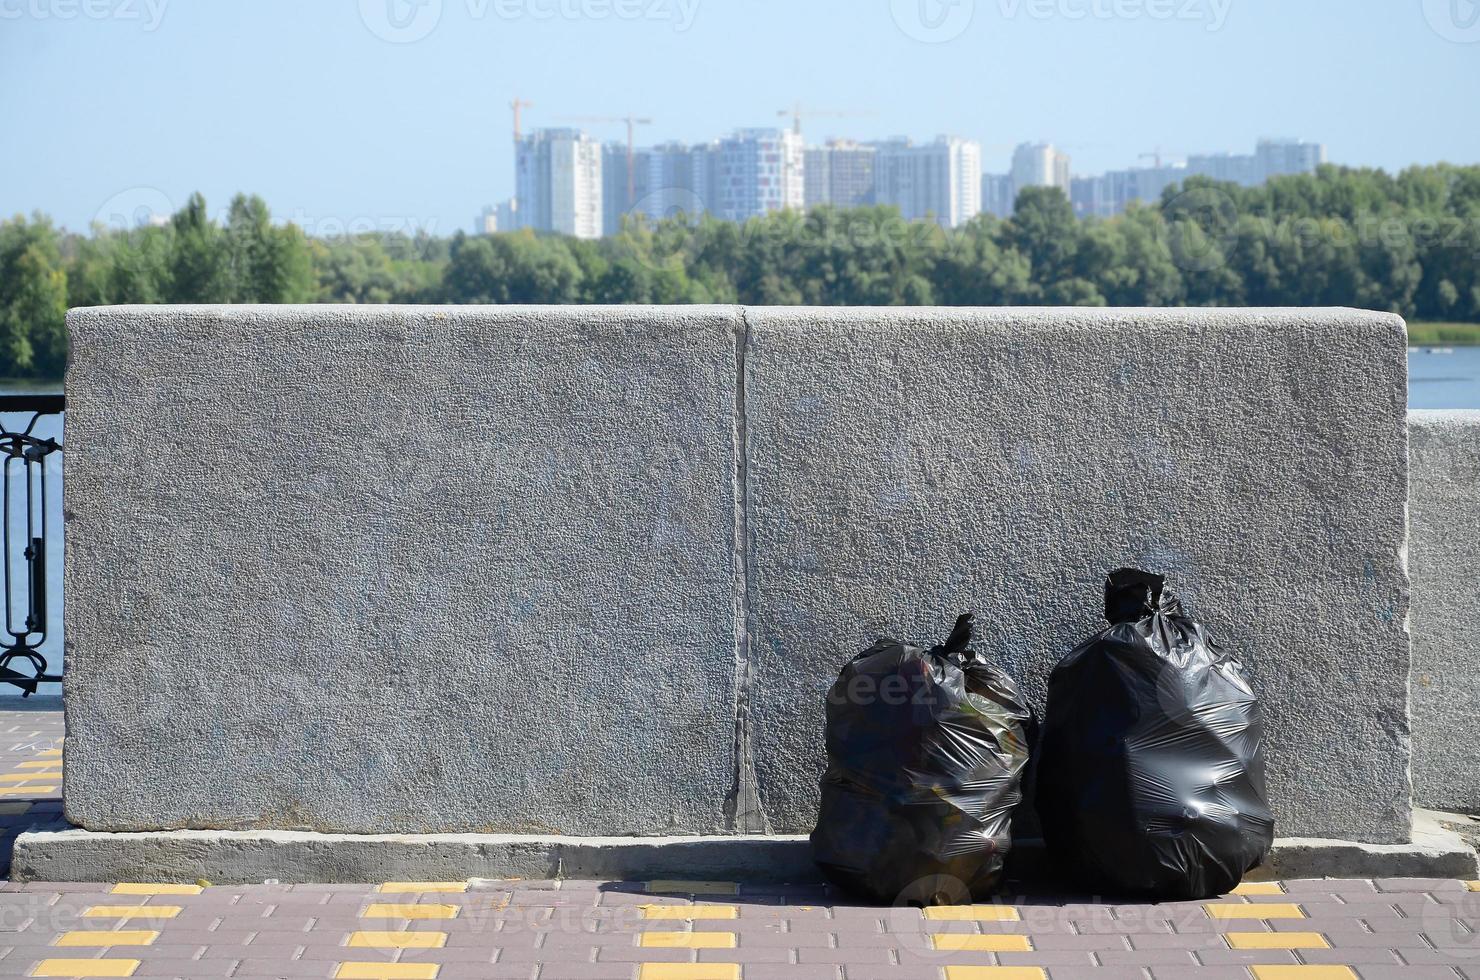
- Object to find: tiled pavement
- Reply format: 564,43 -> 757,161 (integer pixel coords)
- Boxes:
0,707 -> 64,879
1,713 -> 1478,980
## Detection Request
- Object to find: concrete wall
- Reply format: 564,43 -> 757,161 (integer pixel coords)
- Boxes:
64,306 -> 746,837
1409,409 -> 1480,815
64,306 -> 1412,843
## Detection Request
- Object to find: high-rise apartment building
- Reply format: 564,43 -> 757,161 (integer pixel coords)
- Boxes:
714,128 -> 805,223
1011,142 -> 1072,194
1070,138 -> 1329,217
641,142 -> 710,221
1254,139 -> 1326,182
514,128 -> 603,239
981,173 -> 1015,218
1186,152 -> 1259,187
873,136 -> 982,228
804,140 -> 878,210
476,200 -> 518,234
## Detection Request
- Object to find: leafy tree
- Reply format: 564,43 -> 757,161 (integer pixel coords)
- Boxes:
166,192 -> 229,302
223,194 -> 314,302
0,216 -> 68,378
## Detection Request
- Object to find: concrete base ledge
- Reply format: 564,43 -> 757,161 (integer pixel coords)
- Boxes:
1250,810 -> 1480,881
9,826 -> 819,885
13,815 -> 1475,885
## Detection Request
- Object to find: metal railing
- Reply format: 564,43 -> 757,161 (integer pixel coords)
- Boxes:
0,395 -> 63,696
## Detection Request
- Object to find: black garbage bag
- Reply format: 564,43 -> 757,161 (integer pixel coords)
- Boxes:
1037,569 -> 1275,899
811,613 -> 1032,905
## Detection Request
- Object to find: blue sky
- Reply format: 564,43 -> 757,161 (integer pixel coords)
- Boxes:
3,0 -> 1478,235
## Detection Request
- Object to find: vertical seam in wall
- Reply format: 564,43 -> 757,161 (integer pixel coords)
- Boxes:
1400,405 -> 1415,836
725,306 -> 769,833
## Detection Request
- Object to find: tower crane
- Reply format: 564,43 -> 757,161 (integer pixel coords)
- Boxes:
559,114 -> 655,205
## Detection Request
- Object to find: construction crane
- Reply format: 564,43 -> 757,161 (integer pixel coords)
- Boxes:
1138,148 -> 1185,169
776,103 -> 874,138
559,114 -> 654,205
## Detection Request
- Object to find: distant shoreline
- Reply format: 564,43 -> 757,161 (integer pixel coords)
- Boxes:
1408,322 -> 1480,347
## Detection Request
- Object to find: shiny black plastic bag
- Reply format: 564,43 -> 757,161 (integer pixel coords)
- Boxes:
811,613 -> 1032,905
1037,569 -> 1275,899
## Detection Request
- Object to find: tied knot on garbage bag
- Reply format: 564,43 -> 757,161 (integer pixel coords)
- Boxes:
1036,568 -> 1275,900
811,613 -> 1032,906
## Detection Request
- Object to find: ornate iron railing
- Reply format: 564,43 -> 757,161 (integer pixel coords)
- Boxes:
0,395 -> 63,696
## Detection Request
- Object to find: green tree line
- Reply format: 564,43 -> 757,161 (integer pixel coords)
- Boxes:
4,164 -> 1479,380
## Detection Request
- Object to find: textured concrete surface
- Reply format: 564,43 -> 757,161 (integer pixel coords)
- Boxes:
64,306 -> 745,836
15,824 -> 1475,886
66,306 -> 1413,845
18,711 -> 1472,887
744,307 -> 1411,843
10,828 -> 818,885
1409,409 -> 1480,815
1257,811 -> 1478,881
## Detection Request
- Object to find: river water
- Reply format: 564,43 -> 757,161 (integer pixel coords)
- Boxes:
1409,344 -> 1480,410
2,347 -> 1476,698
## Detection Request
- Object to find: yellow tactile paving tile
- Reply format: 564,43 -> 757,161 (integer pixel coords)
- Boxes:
375,882 -> 467,894
361,903 -> 459,919
82,906 -> 183,920
30,960 -> 140,978
645,881 -> 739,895
1230,882 -> 1286,895
334,966 -> 439,980
1205,902 -> 1305,919
637,966 -> 739,980
17,761 -> 61,769
109,884 -> 203,896
922,905 -> 1022,921
345,931 -> 447,949
0,785 -> 56,794
0,773 -> 57,782
1226,932 -> 1330,949
638,931 -> 737,949
1249,968 -> 1356,980
54,930 -> 159,947
944,968 -> 1047,980
640,904 -> 739,919
930,935 -> 1034,952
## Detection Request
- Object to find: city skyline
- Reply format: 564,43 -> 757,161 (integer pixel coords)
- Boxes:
2,0 -> 1476,235
499,123 -> 1324,239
